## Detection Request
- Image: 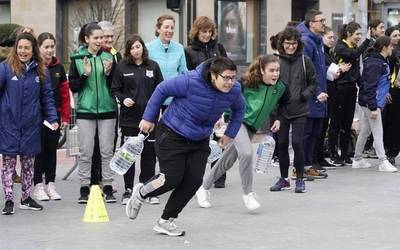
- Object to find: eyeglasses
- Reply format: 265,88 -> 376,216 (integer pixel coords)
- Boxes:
104,35 -> 114,39
217,73 -> 236,82
283,41 -> 298,47
312,18 -> 326,24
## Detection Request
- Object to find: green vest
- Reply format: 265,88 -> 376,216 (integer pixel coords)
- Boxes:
242,80 -> 286,131
71,47 -> 116,114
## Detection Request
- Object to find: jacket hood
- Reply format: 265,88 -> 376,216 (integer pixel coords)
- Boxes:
48,56 -> 61,67
365,51 -> 386,62
297,22 -> 322,44
190,38 -> 218,51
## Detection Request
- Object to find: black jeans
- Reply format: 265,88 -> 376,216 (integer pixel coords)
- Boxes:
140,122 -> 210,220
314,116 -> 329,162
303,117 -> 324,166
34,125 -> 61,185
122,126 -> 156,190
278,116 -> 307,178
328,85 -> 357,158
385,88 -> 400,157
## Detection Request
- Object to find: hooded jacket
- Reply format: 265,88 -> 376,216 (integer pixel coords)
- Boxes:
359,51 -> 390,110
142,60 -> 245,141
0,61 -> 58,155
184,38 -> 227,70
276,52 -> 316,119
297,22 -> 327,118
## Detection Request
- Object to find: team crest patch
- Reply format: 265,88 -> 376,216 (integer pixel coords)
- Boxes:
146,70 -> 154,78
35,76 -> 40,83
55,73 -> 61,78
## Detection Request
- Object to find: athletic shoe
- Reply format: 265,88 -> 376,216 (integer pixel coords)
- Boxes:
242,192 -> 260,211
121,188 -> 132,205
103,185 -> 117,203
153,218 -> 185,237
378,160 -> 398,173
363,148 -> 378,159
2,200 -> 14,215
319,158 -> 336,169
295,178 -> 306,193
146,197 -> 160,205
19,197 -> 43,211
196,186 -> 211,208
78,186 -> 90,204
271,156 -> 279,167
47,182 -> 61,200
329,153 -> 344,166
126,183 -> 144,219
291,169 -> 315,181
305,168 -> 328,179
352,159 -> 372,169
343,157 -> 353,165
270,177 -> 291,191
388,156 -> 396,166
33,183 -> 50,201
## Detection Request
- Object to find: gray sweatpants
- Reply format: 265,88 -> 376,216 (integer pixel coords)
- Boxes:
354,106 -> 386,162
77,119 -> 116,186
203,124 -> 255,194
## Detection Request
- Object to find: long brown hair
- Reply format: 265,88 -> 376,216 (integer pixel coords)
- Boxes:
7,32 -> 46,82
243,54 -> 279,89
124,34 -> 149,64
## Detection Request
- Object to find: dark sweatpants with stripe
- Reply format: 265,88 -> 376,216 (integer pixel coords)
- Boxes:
139,122 -> 210,220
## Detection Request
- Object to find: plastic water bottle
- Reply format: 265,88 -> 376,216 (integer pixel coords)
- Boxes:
254,133 -> 275,174
208,139 -> 223,164
110,134 -> 146,175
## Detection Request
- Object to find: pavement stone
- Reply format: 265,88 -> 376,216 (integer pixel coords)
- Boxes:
0,144 -> 400,250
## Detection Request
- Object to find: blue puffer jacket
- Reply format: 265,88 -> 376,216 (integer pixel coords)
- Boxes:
297,22 -> 327,118
142,61 -> 245,141
359,52 -> 390,110
0,61 -> 58,155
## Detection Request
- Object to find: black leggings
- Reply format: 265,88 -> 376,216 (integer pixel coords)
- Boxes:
278,116 -> 307,178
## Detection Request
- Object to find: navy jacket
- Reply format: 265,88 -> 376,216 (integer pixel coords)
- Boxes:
359,52 -> 390,110
0,61 -> 58,155
142,61 -> 246,141
298,22 -> 327,118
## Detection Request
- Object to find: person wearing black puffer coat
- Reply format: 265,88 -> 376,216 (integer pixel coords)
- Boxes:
185,16 -> 228,188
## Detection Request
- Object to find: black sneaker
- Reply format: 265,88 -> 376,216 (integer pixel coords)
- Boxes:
121,188 -> 132,205
2,200 -> 14,215
19,197 -> 43,211
213,182 -> 225,188
362,148 -> 378,159
295,178 -> 306,193
319,158 -> 336,169
329,154 -> 345,166
78,186 -> 90,204
103,185 -> 117,203
388,156 -> 396,166
343,157 -> 353,165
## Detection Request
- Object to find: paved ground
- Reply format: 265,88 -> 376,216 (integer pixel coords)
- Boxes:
1,146 -> 400,250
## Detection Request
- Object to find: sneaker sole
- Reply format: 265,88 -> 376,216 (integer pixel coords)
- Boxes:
295,189 -> 307,193
153,224 -> 185,237
78,200 -> 88,204
19,204 -> 43,211
270,187 -> 292,191
125,183 -> 144,220
2,209 -> 14,215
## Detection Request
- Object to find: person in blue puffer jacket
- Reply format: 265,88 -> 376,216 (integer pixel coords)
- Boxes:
353,36 -> 398,173
125,57 -> 245,237
0,32 -> 58,215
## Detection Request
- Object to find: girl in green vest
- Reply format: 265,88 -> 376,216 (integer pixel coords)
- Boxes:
196,54 -> 289,211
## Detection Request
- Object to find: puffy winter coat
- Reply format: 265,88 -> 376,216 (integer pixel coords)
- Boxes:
298,22 -> 327,118
142,60 -> 245,141
0,61 -> 58,155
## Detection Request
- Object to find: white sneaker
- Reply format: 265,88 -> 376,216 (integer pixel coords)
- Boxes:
34,183 -> 50,201
352,159 -> 372,169
242,192 -> 260,211
47,182 -> 62,200
378,160 -> 398,173
196,186 -> 211,208
146,196 -> 160,205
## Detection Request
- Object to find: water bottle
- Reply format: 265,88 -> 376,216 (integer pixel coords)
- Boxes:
254,133 -> 275,174
208,137 -> 223,164
110,133 -> 146,175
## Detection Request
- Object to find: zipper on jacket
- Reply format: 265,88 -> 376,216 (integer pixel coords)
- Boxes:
253,86 -> 269,126
94,56 -> 99,116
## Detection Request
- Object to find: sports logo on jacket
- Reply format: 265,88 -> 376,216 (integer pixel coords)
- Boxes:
146,70 -> 154,78
35,76 -> 40,83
